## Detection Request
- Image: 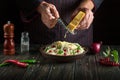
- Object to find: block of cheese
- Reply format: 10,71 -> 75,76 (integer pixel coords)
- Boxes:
67,11 -> 85,34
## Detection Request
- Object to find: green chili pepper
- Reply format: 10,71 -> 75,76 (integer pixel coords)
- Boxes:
0,63 -> 9,67
20,59 -> 37,64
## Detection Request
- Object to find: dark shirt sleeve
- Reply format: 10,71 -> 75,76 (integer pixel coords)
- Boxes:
92,0 -> 104,12
15,0 -> 43,22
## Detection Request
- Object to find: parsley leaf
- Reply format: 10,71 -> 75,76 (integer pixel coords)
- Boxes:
111,50 -> 119,63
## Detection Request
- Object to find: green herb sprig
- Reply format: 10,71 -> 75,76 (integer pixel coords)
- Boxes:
103,46 -> 119,63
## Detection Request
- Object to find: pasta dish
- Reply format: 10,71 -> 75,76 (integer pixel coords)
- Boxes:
43,41 -> 85,56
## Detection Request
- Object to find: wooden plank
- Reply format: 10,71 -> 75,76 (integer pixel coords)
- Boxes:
47,61 -> 75,80
62,62 -> 75,80
47,63 -> 65,80
74,53 -> 98,80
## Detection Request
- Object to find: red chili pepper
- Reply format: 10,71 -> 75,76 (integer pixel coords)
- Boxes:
99,58 -> 120,66
4,60 -> 28,68
99,57 -> 110,62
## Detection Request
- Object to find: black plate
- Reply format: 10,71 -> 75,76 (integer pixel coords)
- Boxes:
40,45 -> 88,62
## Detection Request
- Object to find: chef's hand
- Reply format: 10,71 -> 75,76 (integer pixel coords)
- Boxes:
37,1 -> 60,28
71,8 -> 94,30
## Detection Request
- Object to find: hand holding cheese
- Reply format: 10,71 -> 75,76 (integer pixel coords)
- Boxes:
67,11 -> 85,34
71,8 -> 94,30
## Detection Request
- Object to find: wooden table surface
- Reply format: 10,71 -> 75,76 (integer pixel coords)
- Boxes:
0,44 -> 120,80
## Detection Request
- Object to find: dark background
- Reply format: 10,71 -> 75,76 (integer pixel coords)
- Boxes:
93,0 -> 120,45
0,0 -> 120,45
0,0 -> 24,44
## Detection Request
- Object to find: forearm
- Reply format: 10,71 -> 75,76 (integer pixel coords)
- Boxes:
79,0 -> 94,10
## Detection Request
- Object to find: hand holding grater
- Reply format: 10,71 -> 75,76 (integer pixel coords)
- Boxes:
57,11 -> 85,35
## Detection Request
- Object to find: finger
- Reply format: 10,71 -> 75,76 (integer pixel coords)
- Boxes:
86,18 -> 93,29
48,17 -> 58,28
41,2 -> 56,20
86,12 -> 94,28
46,7 -> 55,19
49,4 -> 59,19
77,25 -> 87,30
80,19 -> 86,26
77,19 -> 86,29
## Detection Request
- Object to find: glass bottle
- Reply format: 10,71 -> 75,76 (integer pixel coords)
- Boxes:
21,32 -> 29,53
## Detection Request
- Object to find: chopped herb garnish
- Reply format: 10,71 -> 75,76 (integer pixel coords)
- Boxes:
57,49 -> 63,54
44,47 -> 50,52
